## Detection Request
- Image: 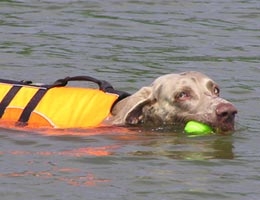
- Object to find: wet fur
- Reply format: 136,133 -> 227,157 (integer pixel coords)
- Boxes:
105,71 -> 237,133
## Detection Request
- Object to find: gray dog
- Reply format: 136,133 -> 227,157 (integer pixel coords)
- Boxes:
106,71 -> 237,134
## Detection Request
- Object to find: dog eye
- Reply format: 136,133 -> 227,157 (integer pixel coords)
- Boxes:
176,91 -> 190,100
213,87 -> 220,95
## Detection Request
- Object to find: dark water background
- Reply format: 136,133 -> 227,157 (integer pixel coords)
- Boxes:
0,0 -> 260,199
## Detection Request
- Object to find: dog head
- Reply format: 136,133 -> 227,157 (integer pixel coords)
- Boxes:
109,71 -> 237,134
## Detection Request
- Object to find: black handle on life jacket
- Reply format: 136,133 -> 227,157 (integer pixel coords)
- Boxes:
53,76 -> 130,102
0,76 -> 112,91
53,76 -> 117,93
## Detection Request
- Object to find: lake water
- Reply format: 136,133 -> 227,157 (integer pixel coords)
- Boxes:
0,0 -> 260,199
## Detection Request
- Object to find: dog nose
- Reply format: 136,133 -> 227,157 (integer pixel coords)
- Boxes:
216,103 -> 237,122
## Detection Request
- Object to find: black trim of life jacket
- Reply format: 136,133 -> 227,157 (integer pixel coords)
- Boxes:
16,88 -> 48,127
0,85 -> 22,118
0,76 -> 130,127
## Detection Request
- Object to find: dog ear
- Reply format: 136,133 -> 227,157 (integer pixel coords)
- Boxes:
124,87 -> 153,125
109,86 -> 153,125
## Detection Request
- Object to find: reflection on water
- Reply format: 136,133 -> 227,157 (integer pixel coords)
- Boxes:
107,131 -> 235,160
0,129 -> 235,190
138,138 -> 234,160
0,164 -> 110,187
0,126 -> 234,160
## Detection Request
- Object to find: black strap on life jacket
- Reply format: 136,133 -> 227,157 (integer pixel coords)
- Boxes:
15,88 -> 48,126
0,76 -> 130,127
0,85 -> 22,118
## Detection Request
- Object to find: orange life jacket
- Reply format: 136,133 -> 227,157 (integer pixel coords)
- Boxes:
0,76 -> 129,129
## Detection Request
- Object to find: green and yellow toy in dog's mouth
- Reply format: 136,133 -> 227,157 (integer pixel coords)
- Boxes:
184,121 -> 213,136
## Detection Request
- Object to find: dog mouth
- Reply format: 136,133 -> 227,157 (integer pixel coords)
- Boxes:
210,124 -> 234,135
183,115 -> 236,135
212,121 -> 236,135
199,116 -> 235,135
